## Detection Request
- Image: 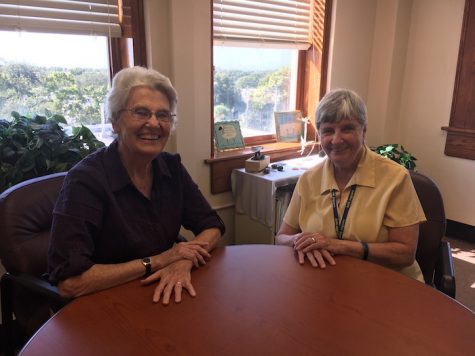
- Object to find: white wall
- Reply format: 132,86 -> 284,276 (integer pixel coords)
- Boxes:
144,0 -> 475,235
145,0 -> 234,245
329,0 -> 377,99
330,0 -> 474,226
398,0 -> 475,225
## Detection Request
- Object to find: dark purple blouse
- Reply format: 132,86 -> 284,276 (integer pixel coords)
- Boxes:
47,141 -> 224,285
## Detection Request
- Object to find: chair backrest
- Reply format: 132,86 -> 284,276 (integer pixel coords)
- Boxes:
409,171 -> 446,285
0,172 -> 67,344
0,172 -> 67,277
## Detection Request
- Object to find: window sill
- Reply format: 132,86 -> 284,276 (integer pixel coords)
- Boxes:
205,141 -> 320,194
441,126 -> 475,160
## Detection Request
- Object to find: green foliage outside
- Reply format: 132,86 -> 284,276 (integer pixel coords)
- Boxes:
213,66 -> 290,133
0,63 -> 108,125
371,144 -> 417,170
0,111 -> 105,193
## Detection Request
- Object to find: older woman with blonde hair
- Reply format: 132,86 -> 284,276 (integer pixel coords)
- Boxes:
276,88 -> 425,281
48,67 -> 224,304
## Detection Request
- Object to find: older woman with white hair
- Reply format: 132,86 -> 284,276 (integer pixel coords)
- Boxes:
276,88 -> 425,281
48,66 -> 224,304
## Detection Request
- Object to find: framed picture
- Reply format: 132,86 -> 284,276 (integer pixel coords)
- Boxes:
274,111 -> 304,142
214,120 -> 245,151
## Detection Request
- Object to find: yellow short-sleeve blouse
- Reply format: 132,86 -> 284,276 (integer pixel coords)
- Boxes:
283,145 -> 426,281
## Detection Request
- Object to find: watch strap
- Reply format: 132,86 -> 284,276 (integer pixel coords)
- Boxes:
142,257 -> 152,277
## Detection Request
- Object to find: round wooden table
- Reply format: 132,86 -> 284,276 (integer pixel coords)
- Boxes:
20,245 -> 475,355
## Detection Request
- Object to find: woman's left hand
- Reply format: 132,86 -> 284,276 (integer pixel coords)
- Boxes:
141,259 -> 195,305
294,233 -> 336,268
294,232 -> 331,251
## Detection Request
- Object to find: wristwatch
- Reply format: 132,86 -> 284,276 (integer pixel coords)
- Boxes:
142,257 -> 152,277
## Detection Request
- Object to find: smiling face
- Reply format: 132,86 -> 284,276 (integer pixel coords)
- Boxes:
319,118 -> 366,171
113,86 -> 172,163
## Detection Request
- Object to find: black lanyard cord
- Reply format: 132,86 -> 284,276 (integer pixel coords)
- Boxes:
331,184 -> 357,240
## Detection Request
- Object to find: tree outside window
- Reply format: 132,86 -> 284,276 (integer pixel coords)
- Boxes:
214,46 -> 297,138
0,31 -> 112,142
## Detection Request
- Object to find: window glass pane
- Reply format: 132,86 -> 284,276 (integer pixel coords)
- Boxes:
214,46 -> 298,138
0,31 -> 113,144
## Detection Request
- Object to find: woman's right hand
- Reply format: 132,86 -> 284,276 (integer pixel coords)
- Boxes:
168,241 -> 211,267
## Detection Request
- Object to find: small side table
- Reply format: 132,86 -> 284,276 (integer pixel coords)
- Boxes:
231,155 -> 324,244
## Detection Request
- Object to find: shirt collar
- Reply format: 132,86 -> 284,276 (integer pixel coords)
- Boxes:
103,140 -> 172,192
320,145 -> 376,194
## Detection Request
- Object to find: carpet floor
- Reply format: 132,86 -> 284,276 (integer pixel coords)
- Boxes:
446,236 -> 475,312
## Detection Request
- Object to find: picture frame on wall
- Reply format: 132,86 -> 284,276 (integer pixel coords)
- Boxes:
214,120 -> 245,151
274,111 -> 304,143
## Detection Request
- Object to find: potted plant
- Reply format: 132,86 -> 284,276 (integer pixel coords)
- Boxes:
371,144 -> 417,170
0,111 -> 105,193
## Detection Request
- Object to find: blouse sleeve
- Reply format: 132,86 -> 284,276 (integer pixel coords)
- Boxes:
384,171 -> 426,228
47,168 -> 104,285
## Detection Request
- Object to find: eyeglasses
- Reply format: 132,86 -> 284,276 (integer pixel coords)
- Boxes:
121,108 -> 176,123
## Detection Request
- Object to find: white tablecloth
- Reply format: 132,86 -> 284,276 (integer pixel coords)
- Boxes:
231,155 -> 325,228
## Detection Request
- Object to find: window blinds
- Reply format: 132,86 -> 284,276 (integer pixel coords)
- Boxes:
0,0 -> 121,37
213,0 -> 312,49
312,0 -> 326,52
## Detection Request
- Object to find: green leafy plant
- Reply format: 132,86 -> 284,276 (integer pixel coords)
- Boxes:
0,111 -> 105,192
371,144 -> 417,171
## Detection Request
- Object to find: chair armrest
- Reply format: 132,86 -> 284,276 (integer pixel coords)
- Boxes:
1,273 -> 71,356
434,241 -> 456,298
1,272 -> 70,307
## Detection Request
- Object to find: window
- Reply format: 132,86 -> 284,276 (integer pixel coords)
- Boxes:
0,31 -> 113,141
212,0 -> 330,148
208,0 -> 332,194
0,0 -> 146,145
214,0 -> 311,145
214,46 -> 299,138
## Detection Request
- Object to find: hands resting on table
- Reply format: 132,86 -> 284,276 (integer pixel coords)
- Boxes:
277,222 -> 420,270
293,232 -> 337,268
141,240 -> 212,305
275,223 -> 339,268
57,229 -> 221,305
142,232 -> 336,306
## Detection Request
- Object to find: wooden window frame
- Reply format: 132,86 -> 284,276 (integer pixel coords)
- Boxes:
110,0 -> 147,78
442,0 -> 475,160
206,0 -> 333,194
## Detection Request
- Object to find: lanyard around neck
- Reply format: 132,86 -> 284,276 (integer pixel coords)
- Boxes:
331,185 -> 357,240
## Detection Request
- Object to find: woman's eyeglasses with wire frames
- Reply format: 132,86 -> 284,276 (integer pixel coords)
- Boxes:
121,108 -> 176,124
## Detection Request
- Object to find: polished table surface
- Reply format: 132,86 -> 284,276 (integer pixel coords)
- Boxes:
20,245 -> 475,356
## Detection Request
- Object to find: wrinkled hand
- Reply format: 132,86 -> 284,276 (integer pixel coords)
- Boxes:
141,260 -> 195,305
294,232 -> 336,268
170,241 -> 211,267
